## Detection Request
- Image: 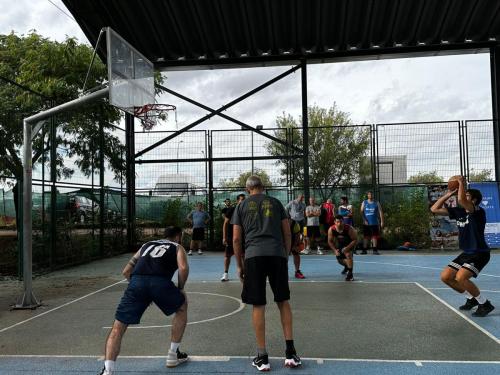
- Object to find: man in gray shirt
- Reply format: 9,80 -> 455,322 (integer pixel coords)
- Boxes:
305,197 -> 323,255
285,195 -> 306,279
232,176 -> 301,371
186,202 -> 210,255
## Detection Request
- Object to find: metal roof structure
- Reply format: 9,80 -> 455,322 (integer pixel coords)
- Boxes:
63,0 -> 500,70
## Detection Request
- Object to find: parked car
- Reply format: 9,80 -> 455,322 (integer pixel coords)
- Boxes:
68,195 -> 99,224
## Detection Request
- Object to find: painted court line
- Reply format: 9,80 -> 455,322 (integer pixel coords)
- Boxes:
415,282 -> 500,344
2,354 -> 500,365
429,287 -> 500,293
103,292 -> 245,329
0,279 -> 126,334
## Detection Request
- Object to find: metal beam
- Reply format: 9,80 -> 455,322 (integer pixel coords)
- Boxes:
301,60 -> 310,201
135,64 -> 301,158
491,46 -> 500,182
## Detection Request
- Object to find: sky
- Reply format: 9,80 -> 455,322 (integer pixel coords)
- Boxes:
0,0 -> 495,188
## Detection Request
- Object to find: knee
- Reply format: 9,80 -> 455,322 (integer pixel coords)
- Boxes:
440,271 -> 454,285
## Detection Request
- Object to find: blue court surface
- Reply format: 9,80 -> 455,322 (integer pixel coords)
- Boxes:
2,251 -> 500,374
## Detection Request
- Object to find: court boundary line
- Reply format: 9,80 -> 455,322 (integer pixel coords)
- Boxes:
415,282 -> 500,344
2,354 -> 500,365
102,292 -> 245,329
0,279 -> 126,334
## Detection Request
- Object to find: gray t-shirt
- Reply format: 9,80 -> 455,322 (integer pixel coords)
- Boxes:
306,205 -> 321,226
231,194 -> 288,259
188,210 -> 210,228
285,199 -> 305,221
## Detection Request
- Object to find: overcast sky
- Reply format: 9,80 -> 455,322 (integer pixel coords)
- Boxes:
1,0 -> 495,187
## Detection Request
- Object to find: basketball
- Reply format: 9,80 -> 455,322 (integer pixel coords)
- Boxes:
447,176 -> 460,191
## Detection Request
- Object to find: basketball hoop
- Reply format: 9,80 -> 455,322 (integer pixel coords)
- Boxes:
134,103 -> 176,130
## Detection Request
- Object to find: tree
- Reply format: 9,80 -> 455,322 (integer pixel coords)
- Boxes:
0,32 -> 164,225
265,104 -> 371,201
407,171 -> 444,184
220,168 -> 273,188
469,168 -> 493,182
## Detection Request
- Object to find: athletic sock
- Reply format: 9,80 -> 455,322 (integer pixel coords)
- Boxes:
285,340 -> 295,354
476,294 -> 486,304
462,291 -> 473,299
170,342 -> 180,352
104,360 -> 115,372
257,347 -> 267,356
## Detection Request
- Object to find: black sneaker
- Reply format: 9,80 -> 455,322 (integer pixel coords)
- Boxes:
373,249 -> 380,255
166,348 -> 188,368
345,271 -> 354,281
361,249 -> 367,255
459,298 -> 479,311
472,300 -> 495,317
284,352 -> 302,368
252,354 -> 270,371
341,266 -> 348,275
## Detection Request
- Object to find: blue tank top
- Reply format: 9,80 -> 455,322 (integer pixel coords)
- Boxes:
448,206 -> 489,253
363,200 -> 379,225
132,240 -> 179,279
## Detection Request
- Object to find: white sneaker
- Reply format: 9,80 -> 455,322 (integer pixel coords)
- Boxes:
98,368 -> 112,375
198,249 -> 203,255
300,248 -> 310,255
188,250 -> 192,256
221,272 -> 229,282
166,349 -> 188,368
317,249 -> 323,255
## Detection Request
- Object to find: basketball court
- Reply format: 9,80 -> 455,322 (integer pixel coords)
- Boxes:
2,252 -> 500,374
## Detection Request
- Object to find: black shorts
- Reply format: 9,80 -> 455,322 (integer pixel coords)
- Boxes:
307,225 -> 320,238
192,227 -> 205,241
448,251 -> 490,278
363,225 -> 380,239
225,243 -> 234,257
242,256 -> 290,305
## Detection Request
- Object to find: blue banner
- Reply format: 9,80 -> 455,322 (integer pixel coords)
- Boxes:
470,182 -> 500,248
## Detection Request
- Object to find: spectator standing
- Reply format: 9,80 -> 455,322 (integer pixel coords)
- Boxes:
305,197 -> 323,255
360,191 -> 384,255
186,202 -> 210,255
285,194 -> 306,278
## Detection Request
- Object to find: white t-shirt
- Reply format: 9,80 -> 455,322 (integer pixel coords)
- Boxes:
306,205 -> 321,226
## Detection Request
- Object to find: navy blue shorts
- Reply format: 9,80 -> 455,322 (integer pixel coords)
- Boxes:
115,275 -> 185,325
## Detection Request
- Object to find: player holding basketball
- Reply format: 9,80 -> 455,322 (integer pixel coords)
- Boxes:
431,176 -> 494,317
328,215 -> 358,281
98,226 -> 189,375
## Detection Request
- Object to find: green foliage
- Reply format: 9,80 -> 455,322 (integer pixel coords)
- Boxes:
161,198 -> 189,228
407,171 -> 444,184
220,168 -> 273,188
380,187 -> 431,249
469,168 -> 493,182
265,104 -> 371,201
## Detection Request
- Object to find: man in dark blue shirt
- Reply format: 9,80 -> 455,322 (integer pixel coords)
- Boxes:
431,176 -> 494,317
98,226 -> 189,375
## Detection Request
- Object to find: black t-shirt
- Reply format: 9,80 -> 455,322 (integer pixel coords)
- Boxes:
132,240 -> 179,278
448,206 -> 489,253
329,224 -> 353,249
225,206 -> 236,241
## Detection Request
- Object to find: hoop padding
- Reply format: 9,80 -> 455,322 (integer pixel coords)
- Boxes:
134,103 -> 176,130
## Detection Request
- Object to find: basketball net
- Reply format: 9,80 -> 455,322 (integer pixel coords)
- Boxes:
134,103 -> 176,130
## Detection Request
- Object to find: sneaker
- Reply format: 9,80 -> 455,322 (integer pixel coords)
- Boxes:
373,249 -> 380,255
317,249 -> 324,255
98,368 -> 111,375
345,271 -> 354,281
361,249 -> 367,255
198,249 -> 203,255
459,298 -> 479,310
472,300 -> 495,317
221,272 -> 229,282
300,248 -> 310,255
252,354 -> 270,371
295,270 -> 306,279
341,266 -> 348,275
166,348 -> 188,368
188,250 -> 193,256
353,250 -> 358,255
285,352 -> 302,368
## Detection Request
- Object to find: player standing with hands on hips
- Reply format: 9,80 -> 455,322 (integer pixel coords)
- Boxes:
431,176 -> 494,317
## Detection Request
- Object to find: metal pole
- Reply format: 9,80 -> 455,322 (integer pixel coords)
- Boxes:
490,47 -> 500,181
251,131 -> 254,174
16,87 -> 109,309
126,112 -> 136,252
176,140 -> 184,174
301,60 -> 310,200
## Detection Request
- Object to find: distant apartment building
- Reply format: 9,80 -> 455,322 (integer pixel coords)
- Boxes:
376,155 -> 407,184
